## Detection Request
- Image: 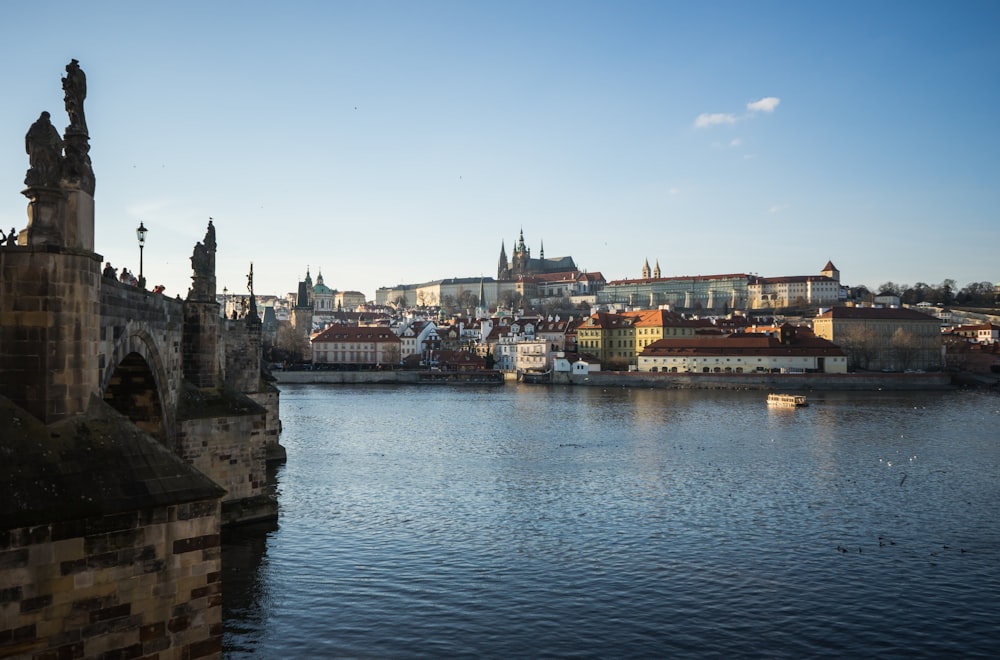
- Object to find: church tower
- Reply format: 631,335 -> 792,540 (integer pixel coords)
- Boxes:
642,259 -> 651,279
654,259 -> 661,279
512,229 -> 530,278
476,277 -> 488,319
497,240 -> 510,280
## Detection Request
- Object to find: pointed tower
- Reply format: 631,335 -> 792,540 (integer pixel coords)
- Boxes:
512,229 -> 530,278
539,239 -> 545,260
476,277 -> 488,319
654,259 -> 661,279
820,260 -> 840,283
498,240 -> 510,280
642,259 -> 651,279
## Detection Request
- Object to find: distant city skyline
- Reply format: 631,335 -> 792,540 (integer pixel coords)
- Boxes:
1,1 -> 997,300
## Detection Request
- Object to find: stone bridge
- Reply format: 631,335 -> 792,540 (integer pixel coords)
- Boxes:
1,60 -> 282,659
0,59 -> 282,499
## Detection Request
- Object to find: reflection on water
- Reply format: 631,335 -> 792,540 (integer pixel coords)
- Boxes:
224,386 -> 1000,658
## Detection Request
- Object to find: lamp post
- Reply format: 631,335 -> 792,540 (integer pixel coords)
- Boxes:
136,221 -> 148,289
223,286 -> 228,318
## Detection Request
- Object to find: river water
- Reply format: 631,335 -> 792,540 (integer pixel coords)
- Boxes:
222,385 -> 999,658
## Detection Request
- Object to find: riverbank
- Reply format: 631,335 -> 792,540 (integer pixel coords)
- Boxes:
271,369 -> 956,390
272,369 -> 503,385
556,370 -> 953,391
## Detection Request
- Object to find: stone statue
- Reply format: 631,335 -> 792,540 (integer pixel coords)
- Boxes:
191,241 -> 212,278
24,111 -> 63,187
188,220 -> 217,301
62,59 -> 88,135
245,262 -> 259,323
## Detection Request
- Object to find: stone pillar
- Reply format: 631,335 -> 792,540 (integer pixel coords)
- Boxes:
224,315 -> 262,394
0,247 -> 101,423
183,302 -> 221,388
183,221 -> 220,388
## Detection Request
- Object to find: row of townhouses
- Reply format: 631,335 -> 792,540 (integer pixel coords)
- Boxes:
290,301 -> 960,376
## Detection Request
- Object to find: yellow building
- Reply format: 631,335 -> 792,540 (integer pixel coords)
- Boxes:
622,309 -> 697,355
576,312 -> 636,369
812,306 -> 941,371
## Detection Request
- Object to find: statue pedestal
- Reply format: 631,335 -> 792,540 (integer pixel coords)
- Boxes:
22,187 -> 68,247
64,186 -> 95,252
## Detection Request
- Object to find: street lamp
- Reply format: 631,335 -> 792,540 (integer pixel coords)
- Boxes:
223,286 -> 228,318
136,221 -> 148,288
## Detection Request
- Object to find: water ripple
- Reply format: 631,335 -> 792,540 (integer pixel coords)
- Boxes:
224,386 -> 1000,658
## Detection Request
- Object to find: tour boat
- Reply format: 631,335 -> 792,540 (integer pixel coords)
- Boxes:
767,393 -> 808,407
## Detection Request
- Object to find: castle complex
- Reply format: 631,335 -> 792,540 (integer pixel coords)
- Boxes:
497,229 -> 577,280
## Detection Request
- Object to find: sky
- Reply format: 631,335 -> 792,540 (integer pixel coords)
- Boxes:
2,1 -> 998,301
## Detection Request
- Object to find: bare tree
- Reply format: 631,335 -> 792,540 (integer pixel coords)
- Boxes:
455,289 -> 478,312
275,321 -> 312,363
838,325 -> 879,371
382,343 -> 401,366
891,328 -> 921,371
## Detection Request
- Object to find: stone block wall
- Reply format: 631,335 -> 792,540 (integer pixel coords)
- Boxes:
247,386 -> 284,463
0,500 -> 222,659
183,302 -> 220,389
0,246 -> 101,423
177,409 -> 275,525
222,318 -> 262,394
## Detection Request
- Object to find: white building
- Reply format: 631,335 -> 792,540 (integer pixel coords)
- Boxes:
637,331 -> 848,374
515,339 -> 551,373
398,321 -> 440,361
747,261 -> 844,309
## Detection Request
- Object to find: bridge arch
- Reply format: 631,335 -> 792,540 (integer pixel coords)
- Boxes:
101,326 -> 176,444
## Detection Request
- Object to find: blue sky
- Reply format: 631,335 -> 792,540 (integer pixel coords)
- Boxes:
2,1 -> 997,301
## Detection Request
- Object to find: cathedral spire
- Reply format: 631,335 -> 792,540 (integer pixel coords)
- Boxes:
642,258 -> 651,279
539,239 -> 545,259
498,240 -> 509,280
654,259 -> 661,279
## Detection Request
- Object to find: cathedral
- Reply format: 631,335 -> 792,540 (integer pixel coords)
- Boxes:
497,230 -> 577,280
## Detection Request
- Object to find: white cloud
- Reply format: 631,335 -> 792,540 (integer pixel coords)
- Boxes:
730,138 -> 743,147
768,203 -> 789,214
747,97 -> 780,113
694,112 -> 737,128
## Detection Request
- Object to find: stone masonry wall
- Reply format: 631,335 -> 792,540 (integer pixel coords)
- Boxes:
0,500 -> 222,659
182,302 -> 220,389
223,318 -> 261,394
177,411 -> 275,525
0,246 -> 101,423
247,387 -> 284,462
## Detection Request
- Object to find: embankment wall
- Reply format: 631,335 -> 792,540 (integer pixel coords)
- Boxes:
272,370 -> 953,390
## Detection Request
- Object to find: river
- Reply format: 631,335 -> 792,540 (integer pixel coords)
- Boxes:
223,385 -> 999,658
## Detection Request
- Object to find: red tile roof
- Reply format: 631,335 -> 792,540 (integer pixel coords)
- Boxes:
642,334 -> 844,357
312,325 -> 401,343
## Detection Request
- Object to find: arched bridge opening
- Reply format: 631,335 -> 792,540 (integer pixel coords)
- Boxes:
103,351 -> 166,442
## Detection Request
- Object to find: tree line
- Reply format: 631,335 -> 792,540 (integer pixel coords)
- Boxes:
875,279 -> 997,307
